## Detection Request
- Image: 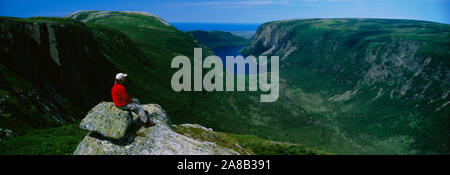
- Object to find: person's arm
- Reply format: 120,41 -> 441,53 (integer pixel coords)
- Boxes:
119,86 -> 133,103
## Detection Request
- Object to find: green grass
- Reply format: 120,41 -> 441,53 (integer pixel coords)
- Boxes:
172,125 -> 254,155
225,133 -> 330,155
67,11 -> 270,140
0,122 -> 87,155
172,124 -> 329,155
66,12 -> 323,154
4,13 -> 448,155
242,18 -> 450,154
1,12 -> 328,155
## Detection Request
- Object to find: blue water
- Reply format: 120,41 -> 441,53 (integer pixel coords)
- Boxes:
172,23 -> 262,74
213,46 -> 244,60
171,22 -> 260,32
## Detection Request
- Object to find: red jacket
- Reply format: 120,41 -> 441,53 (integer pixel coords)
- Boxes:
111,83 -> 133,107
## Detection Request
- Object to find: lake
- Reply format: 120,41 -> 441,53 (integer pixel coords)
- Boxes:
213,46 -> 260,75
170,22 -> 262,74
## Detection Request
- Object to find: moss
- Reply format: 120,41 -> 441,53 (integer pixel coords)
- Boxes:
173,125 -> 253,155
173,124 -> 329,155
225,133 -> 330,155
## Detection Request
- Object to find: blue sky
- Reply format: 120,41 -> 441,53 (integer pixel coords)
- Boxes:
0,0 -> 449,24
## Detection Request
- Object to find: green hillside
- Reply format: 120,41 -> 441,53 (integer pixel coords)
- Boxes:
0,16 -> 118,132
2,12 -> 447,155
67,11 -> 220,123
66,11 -> 298,147
188,30 -> 249,48
242,18 -> 450,154
0,11 -> 324,155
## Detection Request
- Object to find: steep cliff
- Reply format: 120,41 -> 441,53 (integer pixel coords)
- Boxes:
0,17 -> 119,131
242,18 -> 450,154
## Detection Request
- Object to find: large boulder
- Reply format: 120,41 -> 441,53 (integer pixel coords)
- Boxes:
74,103 -> 243,155
79,102 -> 132,140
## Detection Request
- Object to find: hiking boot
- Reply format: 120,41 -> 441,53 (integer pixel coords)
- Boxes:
144,121 -> 156,128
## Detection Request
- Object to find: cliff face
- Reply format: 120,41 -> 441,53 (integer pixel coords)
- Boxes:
242,18 -> 450,154
0,17 -> 119,129
241,21 -> 296,59
243,19 -> 449,101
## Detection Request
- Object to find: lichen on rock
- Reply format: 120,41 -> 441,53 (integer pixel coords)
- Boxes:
79,102 -> 132,140
74,103 -> 243,155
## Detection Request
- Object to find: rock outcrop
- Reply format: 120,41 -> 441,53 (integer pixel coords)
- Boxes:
74,103 -> 243,155
241,20 -> 296,60
79,102 -> 132,140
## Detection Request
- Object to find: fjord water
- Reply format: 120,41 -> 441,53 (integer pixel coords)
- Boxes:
213,46 -> 259,74
173,23 -> 261,74
170,21 -> 448,154
212,46 -> 245,58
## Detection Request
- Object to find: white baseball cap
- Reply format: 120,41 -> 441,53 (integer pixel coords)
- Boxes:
115,73 -> 128,80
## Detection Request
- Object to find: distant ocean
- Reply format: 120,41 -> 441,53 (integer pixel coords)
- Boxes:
170,23 -> 260,32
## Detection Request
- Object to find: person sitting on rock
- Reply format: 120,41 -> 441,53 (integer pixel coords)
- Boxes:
111,73 -> 155,128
